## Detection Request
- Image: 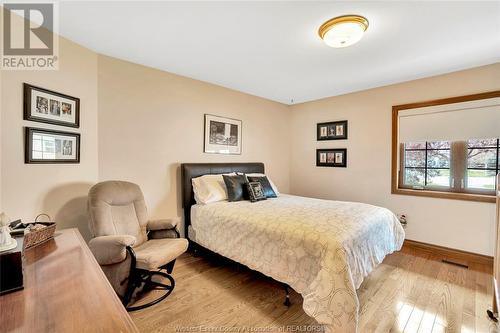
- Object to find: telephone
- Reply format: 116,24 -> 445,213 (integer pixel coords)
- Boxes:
9,219 -> 26,236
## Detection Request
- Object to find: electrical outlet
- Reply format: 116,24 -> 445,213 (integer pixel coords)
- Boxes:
398,214 -> 407,227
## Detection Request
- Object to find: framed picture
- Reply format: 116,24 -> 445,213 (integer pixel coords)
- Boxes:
25,127 -> 80,164
24,83 -> 80,128
317,120 -> 348,140
204,114 -> 242,154
316,148 -> 347,167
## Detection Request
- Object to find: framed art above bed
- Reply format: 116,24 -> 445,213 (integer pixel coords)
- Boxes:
204,114 -> 242,155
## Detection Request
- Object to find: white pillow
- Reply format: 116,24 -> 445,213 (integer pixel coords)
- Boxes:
245,173 -> 280,196
192,173 -> 235,204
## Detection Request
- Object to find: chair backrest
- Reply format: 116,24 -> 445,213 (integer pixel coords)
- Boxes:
88,181 -> 148,246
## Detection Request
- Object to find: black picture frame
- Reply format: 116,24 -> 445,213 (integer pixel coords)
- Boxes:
316,148 -> 347,167
203,114 -> 242,155
24,83 -> 80,128
317,120 -> 348,140
25,127 -> 81,164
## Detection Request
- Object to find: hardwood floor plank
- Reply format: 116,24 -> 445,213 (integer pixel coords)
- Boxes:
404,254 -> 442,333
359,253 -> 420,332
129,250 -> 499,333
475,270 -> 498,333
417,262 -> 451,333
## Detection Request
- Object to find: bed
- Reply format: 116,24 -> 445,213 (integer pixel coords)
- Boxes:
181,163 -> 405,332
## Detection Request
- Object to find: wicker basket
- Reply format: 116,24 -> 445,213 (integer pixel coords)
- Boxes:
23,214 -> 56,250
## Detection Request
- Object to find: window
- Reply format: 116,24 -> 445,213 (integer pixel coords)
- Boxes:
393,91 -> 500,203
400,138 -> 499,197
466,138 -> 500,191
403,141 -> 450,189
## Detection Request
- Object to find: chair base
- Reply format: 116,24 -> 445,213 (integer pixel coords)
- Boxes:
122,247 -> 177,311
487,309 -> 498,322
126,271 -> 175,312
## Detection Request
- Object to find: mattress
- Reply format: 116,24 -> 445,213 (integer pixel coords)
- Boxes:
190,194 -> 405,332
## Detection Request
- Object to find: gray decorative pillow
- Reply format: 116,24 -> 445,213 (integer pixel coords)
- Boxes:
246,182 -> 267,202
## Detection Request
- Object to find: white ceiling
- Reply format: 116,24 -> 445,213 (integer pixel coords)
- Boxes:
58,1 -> 500,104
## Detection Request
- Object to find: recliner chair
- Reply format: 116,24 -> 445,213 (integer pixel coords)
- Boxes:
87,180 -> 188,311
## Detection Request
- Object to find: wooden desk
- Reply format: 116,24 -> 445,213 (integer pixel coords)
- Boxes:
0,228 -> 139,333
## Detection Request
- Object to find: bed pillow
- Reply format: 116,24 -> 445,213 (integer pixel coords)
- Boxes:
244,173 -> 280,196
246,182 -> 267,202
222,174 -> 248,202
246,175 -> 277,198
192,173 -> 235,204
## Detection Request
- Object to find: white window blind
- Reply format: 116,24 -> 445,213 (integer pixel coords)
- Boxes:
399,97 -> 500,142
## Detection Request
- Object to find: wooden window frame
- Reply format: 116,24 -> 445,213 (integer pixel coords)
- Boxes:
392,91 -> 500,203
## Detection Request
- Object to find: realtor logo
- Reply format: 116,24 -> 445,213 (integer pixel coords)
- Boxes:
1,2 -> 59,70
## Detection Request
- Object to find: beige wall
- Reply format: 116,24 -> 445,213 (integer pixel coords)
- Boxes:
97,55 -> 291,235
289,63 -> 500,256
1,17 -> 498,255
1,37 -> 98,240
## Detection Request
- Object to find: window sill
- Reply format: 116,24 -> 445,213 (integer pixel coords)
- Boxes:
392,187 -> 495,203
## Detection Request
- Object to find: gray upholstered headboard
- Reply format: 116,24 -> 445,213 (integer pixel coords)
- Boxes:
181,162 -> 265,239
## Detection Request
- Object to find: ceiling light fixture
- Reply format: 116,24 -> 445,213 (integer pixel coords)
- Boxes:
318,15 -> 369,48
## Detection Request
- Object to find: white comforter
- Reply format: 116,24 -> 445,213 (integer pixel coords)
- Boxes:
190,194 -> 405,332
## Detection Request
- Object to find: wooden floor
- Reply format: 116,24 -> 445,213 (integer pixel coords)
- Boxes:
130,247 -> 499,333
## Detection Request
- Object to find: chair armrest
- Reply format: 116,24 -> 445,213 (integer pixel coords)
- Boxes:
89,235 -> 136,266
148,229 -> 180,239
147,218 -> 179,231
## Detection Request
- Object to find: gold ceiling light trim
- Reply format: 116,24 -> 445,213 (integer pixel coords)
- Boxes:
318,15 -> 369,39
